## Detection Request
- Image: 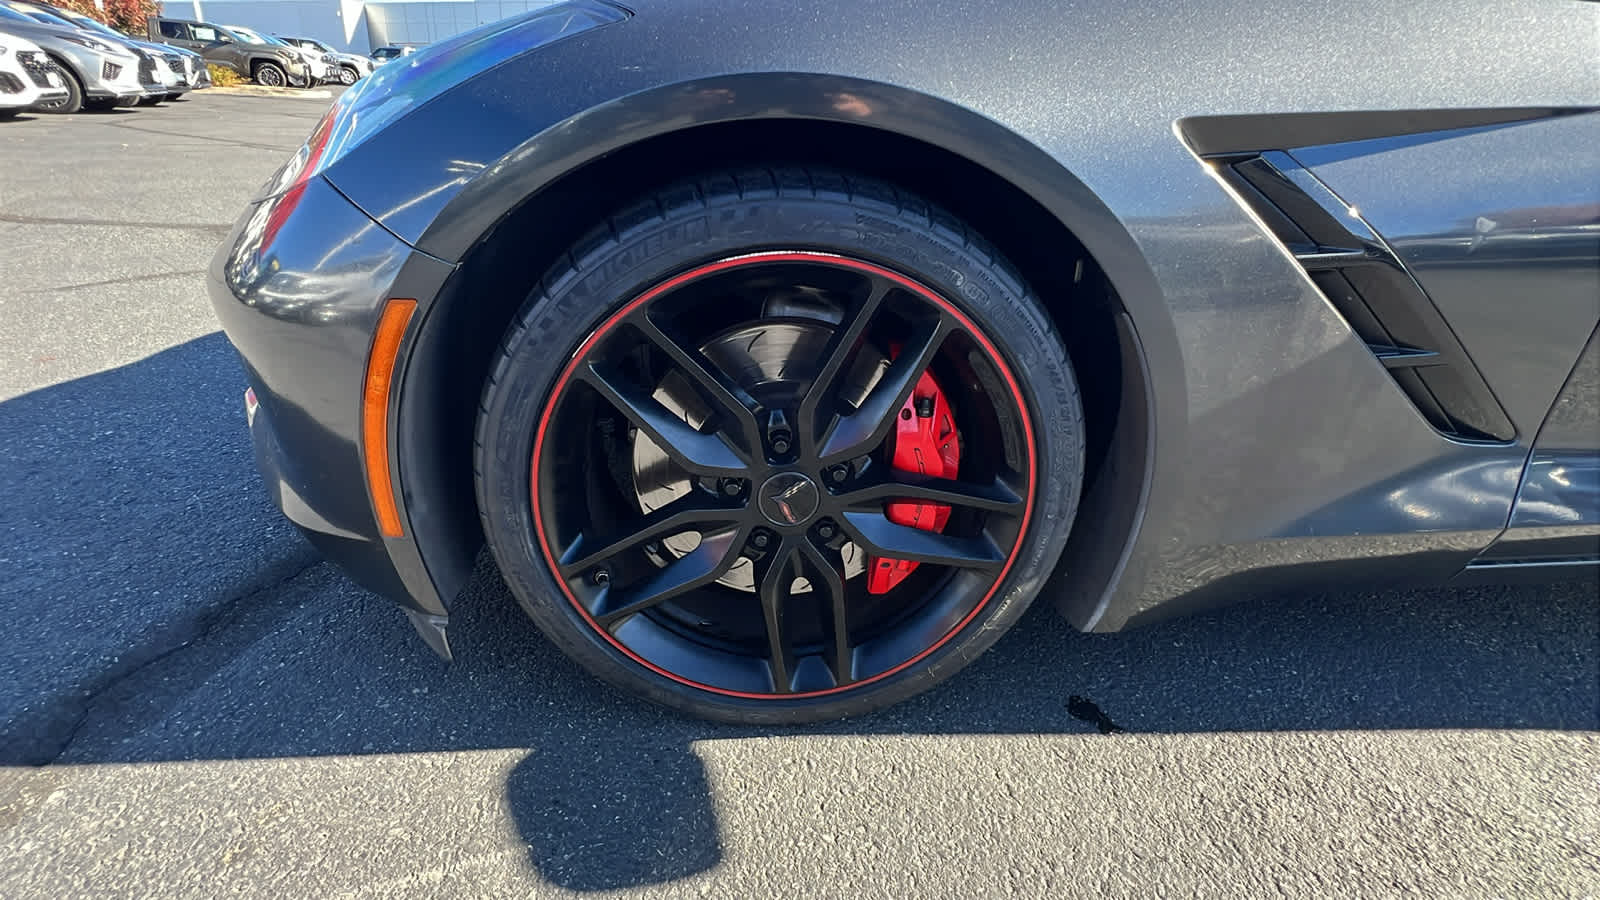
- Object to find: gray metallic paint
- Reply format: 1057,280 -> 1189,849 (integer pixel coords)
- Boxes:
1291,113 -> 1600,439
209,176 -> 456,614
212,0 -> 1600,648
1479,328 -> 1600,563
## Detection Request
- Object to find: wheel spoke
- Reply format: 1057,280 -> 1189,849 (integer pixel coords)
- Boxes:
839,510 -> 1006,570
557,493 -> 739,577
837,471 -> 1024,516
633,315 -> 763,456
797,278 -> 893,451
755,540 -> 801,693
593,527 -> 745,627
579,361 -> 749,475
816,314 -> 952,465
538,252 -> 1037,696
798,541 -> 853,687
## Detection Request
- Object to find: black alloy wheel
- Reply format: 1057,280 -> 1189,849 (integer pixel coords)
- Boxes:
476,168 -> 1085,722
253,61 -> 286,87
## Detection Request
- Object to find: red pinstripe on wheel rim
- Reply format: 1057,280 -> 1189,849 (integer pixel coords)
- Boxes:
528,252 -> 1036,699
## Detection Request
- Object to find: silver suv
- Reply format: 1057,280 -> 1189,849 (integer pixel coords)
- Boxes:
17,3 -> 208,100
0,4 -> 144,111
4,2 -> 191,103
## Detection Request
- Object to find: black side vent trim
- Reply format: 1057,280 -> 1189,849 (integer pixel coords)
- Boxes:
1216,151 -> 1515,444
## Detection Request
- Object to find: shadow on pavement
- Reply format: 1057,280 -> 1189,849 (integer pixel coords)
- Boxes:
506,736 -> 722,891
1,336 -> 1596,891
0,334 -> 314,767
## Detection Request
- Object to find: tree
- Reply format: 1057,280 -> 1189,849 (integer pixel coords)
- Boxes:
51,0 -> 162,36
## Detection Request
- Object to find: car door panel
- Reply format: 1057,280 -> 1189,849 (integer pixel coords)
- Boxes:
1476,328 -> 1600,563
157,21 -> 198,52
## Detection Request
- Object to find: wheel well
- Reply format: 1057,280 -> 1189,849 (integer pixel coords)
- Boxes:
408,118 -> 1145,621
44,52 -> 84,89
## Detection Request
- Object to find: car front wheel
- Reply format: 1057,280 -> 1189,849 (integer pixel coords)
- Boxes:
338,66 -> 358,85
252,62 -> 286,87
32,66 -> 82,114
475,168 -> 1086,723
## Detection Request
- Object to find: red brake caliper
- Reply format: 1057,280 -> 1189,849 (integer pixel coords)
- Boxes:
866,361 -> 961,594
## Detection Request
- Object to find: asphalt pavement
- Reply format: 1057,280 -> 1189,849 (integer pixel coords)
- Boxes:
1,93 -> 1597,898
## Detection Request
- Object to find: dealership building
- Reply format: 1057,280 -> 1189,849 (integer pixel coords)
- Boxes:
157,0 -> 558,53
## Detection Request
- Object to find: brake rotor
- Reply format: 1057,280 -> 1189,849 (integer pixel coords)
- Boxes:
632,294 -> 888,592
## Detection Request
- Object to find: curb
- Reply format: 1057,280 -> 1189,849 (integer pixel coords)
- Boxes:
206,86 -> 335,100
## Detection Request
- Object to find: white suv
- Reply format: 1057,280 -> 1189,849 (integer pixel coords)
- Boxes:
0,31 -> 67,116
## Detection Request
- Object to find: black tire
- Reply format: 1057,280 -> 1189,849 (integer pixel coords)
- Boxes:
475,167 -> 1085,724
82,97 -> 120,112
338,65 -> 358,85
252,61 -> 286,88
0,109 -> 19,120
33,62 -> 82,114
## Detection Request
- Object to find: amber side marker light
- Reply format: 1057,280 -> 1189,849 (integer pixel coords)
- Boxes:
364,298 -> 418,538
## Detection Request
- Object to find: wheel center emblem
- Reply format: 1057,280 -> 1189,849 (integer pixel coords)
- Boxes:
759,472 -> 820,526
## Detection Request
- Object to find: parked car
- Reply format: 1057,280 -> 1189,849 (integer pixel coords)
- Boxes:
0,30 -> 67,116
19,2 -> 207,97
369,44 -> 421,63
146,15 -> 307,88
210,1 -> 1600,724
278,34 -> 371,85
2,1 -> 187,103
225,25 -> 333,86
0,5 -> 145,111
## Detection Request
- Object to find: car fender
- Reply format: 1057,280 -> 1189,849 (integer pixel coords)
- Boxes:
328,67 -> 1179,625
439,73 -> 1181,618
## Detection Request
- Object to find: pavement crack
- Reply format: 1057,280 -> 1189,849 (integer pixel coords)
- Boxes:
103,120 -> 298,154
25,270 -> 209,294
0,213 -> 230,235
31,553 -> 322,767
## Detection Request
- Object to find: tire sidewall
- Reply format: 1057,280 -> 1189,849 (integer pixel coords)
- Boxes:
479,188 -> 1084,722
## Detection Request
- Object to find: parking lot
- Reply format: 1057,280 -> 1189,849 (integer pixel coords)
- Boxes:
1,93 -> 1597,897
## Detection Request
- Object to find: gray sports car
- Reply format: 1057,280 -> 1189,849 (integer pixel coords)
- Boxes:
209,0 -> 1600,722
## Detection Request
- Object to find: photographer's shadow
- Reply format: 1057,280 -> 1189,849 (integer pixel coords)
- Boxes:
506,740 -> 721,890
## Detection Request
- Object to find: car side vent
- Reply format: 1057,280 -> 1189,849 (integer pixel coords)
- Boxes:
1215,151 -> 1515,443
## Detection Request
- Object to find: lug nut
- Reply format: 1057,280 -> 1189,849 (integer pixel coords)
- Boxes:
816,521 -> 836,540
828,465 -> 849,483
591,569 -> 610,586
765,410 -> 794,457
721,479 -> 743,497
752,532 -> 771,549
